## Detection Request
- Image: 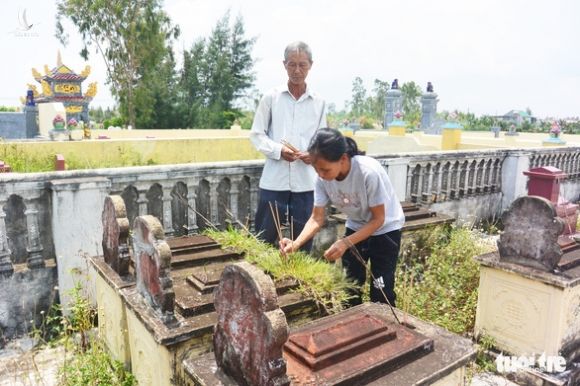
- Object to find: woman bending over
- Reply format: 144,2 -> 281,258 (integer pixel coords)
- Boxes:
280,128 -> 405,306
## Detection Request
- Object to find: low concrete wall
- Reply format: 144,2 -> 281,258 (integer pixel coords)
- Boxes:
0,112 -> 26,139
0,262 -> 58,344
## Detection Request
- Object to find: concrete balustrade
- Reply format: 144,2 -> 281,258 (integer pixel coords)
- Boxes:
1,148 -> 580,325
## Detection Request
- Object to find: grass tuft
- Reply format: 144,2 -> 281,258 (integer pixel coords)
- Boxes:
205,228 -> 357,314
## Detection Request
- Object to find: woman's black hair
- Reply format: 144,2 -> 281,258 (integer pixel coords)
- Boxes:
307,128 -> 365,162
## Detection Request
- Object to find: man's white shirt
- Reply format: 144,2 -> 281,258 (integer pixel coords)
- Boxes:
250,85 -> 327,192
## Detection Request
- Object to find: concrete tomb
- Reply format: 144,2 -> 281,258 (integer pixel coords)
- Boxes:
476,195 -> 580,385
188,262 -> 475,386
90,195 -> 315,385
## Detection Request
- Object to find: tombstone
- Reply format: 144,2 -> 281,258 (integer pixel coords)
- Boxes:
497,196 -> 564,271
384,83 -> 402,128
475,195 -> 580,384
91,195 -> 135,367
505,124 -> 519,136
213,261 -> 290,386
420,82 -> 438,132
101,195 -> 130,276
133,215 -> 176,324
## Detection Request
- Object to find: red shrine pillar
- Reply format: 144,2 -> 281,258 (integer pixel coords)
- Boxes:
523,166 -> 578,235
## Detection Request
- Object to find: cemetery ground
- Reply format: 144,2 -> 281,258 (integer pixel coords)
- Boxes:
0,224 -> 523,385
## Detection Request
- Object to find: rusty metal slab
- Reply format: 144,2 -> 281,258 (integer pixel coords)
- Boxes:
284,306 -> 434,385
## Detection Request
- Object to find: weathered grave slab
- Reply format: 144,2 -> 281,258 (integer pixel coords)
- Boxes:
133,215 -> 176,323
101,195 -> 131,276
213,261 -> 290,386
498,196 -> 564,271
476,195 -> 580,383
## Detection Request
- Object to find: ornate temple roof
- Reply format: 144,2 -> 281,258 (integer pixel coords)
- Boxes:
33,64 -> 90,83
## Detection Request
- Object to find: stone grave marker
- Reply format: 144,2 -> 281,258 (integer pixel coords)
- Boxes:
133,215 -> 176,323
213,261 -> 290,386
101,195 -> 130,276
498,195 -> 564,271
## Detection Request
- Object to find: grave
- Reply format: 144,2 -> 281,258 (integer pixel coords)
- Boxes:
90,195 -> 317,385
475,196 -> 580,385
420,81 -> 438,132
330,201 -> 454,237
185,262 -> 475,386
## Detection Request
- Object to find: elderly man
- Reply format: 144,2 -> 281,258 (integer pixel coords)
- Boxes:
250,41 -> 327,251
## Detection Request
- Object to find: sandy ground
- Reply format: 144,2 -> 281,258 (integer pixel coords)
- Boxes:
0,339 -> 63,386
0,338 -> 520,386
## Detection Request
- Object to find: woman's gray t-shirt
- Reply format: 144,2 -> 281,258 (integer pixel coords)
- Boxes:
314,155 -> 405,235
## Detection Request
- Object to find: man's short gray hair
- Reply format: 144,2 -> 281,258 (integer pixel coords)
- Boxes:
284,41 -> 312,63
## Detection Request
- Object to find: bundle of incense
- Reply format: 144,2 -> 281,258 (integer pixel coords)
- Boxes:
281,139 -> 300,153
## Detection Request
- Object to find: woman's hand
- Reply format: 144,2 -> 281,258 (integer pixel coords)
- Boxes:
279,237 -> 295,255
324,239 -> 348,262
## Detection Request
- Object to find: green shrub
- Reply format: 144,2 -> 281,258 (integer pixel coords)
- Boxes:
1,144 -> 55,172
358,116 -> 375,129
396,226 -> 494,335
31,282 -> 138,386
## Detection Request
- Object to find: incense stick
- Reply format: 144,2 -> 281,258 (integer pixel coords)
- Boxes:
268,202 -> 287,261
171,192 -> 217,230
290,216 -> 294,254
281,139 -> 300,153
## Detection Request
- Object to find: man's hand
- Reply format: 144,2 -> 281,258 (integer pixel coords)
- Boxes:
323,239 -> 348,262
297,151 -> 312,165
279,237 -> 296,255
281,146 -> 298,162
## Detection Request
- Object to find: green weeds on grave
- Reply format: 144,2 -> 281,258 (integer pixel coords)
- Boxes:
205,228 -> 357,314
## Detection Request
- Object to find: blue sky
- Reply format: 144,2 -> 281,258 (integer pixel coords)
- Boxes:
1,0 -> 579,118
